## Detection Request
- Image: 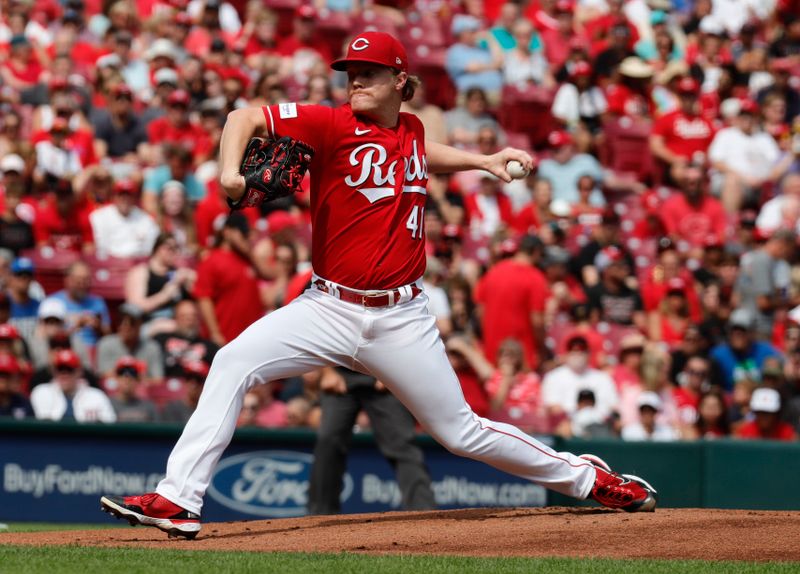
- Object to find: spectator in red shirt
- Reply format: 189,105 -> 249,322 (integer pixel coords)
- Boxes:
32,117 -> 97,185
193,213 -> 264,346
0,35 -> 43,91
485,337 -> 546,432
538,0 -> 580,68
650,77 -> 716,182
147,90 -> 214,163
673,355 -> 710,430
443,334 -> 492,419
606,57 -> 655,119
33,179 -> 94,253
276,6 -> 332,81
475,235 -> 549,369
647,277 -> 692,349
736,387 -> 798,441
659,163 -> 727,254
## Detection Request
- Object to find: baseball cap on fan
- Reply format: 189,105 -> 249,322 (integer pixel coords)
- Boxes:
331,32 -> 408,73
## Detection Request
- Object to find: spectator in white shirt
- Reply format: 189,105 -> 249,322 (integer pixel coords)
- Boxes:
621,391 -> 678,441
503,20 -> 554,88
708,100 -> 781,213
30,349 -> 116,423
89,180 -> 160,259
756,174 -> 800,235
541,334 -> 619,418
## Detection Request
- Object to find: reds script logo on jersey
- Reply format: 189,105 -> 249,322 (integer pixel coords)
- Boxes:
344,139 -> 427,203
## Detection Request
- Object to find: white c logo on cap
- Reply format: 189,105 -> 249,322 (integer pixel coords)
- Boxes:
351,38 -> 370,51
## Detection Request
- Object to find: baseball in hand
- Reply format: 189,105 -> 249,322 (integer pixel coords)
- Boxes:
506,160 -> 529,180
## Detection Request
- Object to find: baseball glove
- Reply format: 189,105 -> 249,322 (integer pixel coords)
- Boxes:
227,136 -> 314,210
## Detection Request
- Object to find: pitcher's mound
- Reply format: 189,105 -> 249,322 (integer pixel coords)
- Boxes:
4,507 -> 799,561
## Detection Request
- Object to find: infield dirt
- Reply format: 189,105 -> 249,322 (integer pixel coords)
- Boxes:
3,508 -> 799,561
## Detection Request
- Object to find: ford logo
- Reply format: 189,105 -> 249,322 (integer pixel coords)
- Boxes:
207,451 -> 352,518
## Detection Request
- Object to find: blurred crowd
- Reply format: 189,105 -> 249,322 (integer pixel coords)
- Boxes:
0,0 -> 799,443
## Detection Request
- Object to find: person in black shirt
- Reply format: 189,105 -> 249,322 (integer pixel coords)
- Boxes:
585,246 -> 645,329
153,300 -> 219,379
91,84 -> 148,160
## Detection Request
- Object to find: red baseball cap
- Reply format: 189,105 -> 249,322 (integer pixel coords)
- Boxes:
0,324 -> 20,340
0,353 -> 19,374
676,77 -> 700,95
555,0 -> 575,13
54,349 -> 80,369
442,224 -> 463,240
548,130 -> 573,148
739,99 -> 759,115
115,355 -> 143,375
167,89 -> 191,106
666,277 -> 686,293
571,61 -> 592,78
182,359 -> 209,379
295,5 -> 316,19
331,32 -> 408,73
114,179 -> 138,195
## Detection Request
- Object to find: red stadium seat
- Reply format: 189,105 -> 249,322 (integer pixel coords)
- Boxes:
408,46 -> 456,109
600,117 -> 654,182
84,255 -> 140,302
316,10 -> 353,59
145,378 -> 187,408
496,84 -> 556,149
20,247 -> 81,294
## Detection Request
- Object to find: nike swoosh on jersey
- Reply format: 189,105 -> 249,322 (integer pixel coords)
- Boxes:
355,127 -> 371,135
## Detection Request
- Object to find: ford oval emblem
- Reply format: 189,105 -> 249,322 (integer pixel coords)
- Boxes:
207,451 -> 352,518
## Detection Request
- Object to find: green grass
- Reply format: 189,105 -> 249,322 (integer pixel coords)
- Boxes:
0,523 -> 124,533
0,547 -> 796,574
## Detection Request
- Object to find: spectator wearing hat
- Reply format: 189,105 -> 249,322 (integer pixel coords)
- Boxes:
0,35 -> 43,90
141,67 -> 181,125
89,179 -> 160,259
659,162 -> 727,252
0,353 -> 33,419
91,83 -> 149,160
160,359 -> 208,423
32,179 -> 94,253
32,118 -> 90,183
142,145 -> 206,214
445,14 -> 504,100
757,57 -> 800,123
650,76 -> 716,181
648,277 -> 692,349
5,257 -> 41,341
276,6 -> 331,80
551,59 -> 608,142
621,391 -> 678,441
734,229 -> 797,340
585,246 -> 646,329
96,303 -> 164,383
735,387 -> 798,441
105,29 -> 150,95
673,355 -> 711,429
708,98 -> 782,213
542,333 -> 619,419
146,89 -> 214,164
606,56 -> 655,119
26,297 -> 91,371
641,238 -> 703,321
152,299 -> 219,379
45,261 -> 111,348
30,349 -> 116,422
110,356 -> 159,423
30,86 -> 92,135
710,308 -> 782,392
194,213 -> 264,345
475,235 -> 549,370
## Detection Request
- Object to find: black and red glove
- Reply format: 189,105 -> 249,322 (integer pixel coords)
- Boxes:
228,136 -> 314,210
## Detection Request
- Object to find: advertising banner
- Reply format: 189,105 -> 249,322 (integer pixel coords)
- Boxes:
0,431 -> 546,522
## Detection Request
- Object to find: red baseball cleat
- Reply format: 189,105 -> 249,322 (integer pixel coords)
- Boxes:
580,454 -> 658,512
100,493 -> 201,539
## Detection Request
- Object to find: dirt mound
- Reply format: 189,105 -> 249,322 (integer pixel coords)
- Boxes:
3,508 -> 799,561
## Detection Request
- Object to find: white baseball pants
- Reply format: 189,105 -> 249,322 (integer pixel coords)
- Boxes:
156,287 -> 596,514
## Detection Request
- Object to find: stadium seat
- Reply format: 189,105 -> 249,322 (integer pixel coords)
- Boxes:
20,247 -> 81,294
145,378 -> 187,408
316,10 -> 353,59
409,46 -> 456,110
496,84 -> 556,149
600,117 -> 654,182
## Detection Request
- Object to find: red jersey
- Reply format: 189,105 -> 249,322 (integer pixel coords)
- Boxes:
193,248 -> 264,342
262,103 -> 428,290
673,387 -> 701,426
33,197 -> 94,251
474,259 -> 550,369
660,193 -> 727,248
735,420 -> 797,441
652,110 -> 715,161
485,371 -> 542,414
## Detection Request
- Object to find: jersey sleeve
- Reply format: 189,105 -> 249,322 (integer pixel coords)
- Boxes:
262,103 -> 333,153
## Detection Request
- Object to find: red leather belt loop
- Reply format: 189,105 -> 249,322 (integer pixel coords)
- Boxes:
313,280 -> 421,308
